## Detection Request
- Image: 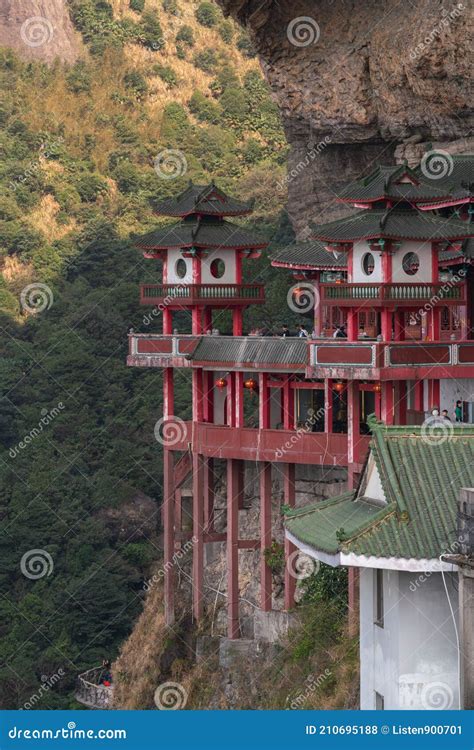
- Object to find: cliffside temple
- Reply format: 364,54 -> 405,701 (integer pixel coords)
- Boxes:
127,161 -> 474,709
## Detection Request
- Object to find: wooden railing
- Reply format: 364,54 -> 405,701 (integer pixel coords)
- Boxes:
140,283 -> 265,306
320,282 -> 464,305
75,667 -> 113,709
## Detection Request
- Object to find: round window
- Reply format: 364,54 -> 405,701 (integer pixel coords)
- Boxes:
402,252 -> 419,276
210,258 -> 225,279
175,258 -> 187,279
362,252 -> 375,276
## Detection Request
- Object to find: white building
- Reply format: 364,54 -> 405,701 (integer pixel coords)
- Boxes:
285,420 -> 474,709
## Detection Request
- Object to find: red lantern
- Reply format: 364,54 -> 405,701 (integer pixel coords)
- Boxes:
244,378 -> 258,391
334,381 -> 345,393
373,382 -> 382,392
216,377 -> 227,388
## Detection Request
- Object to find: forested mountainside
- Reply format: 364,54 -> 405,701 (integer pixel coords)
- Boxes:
0,0 -> 298,709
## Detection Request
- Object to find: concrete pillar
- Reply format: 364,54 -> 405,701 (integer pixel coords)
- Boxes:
163,368 -> 174,419
203,457 -> 214,533
260,462 -> 272,612
227,459 -> 240,638
325,379 -> 333,433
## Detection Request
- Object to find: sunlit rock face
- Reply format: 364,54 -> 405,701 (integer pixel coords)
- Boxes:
217,0 -> 472,233
0,0 -> 81,64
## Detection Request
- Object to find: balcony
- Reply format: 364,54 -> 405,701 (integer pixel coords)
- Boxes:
163,420 -> 369,466
140,283 -> 265,307
307,340 -> 474,379
320,282 -> 465,306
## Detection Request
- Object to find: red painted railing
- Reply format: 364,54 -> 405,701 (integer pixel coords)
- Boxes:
161,420 -> 369,466
140,283 -> 265,306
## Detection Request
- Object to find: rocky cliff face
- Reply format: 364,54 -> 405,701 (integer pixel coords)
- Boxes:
217,0 -> 472,233
0,0 -> 81,63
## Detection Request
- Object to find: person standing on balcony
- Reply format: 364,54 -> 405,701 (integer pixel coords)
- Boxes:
333,324 -> 347,338
455,400 -> 463,422
298,324 -> 309,338
281,324 -> 293,337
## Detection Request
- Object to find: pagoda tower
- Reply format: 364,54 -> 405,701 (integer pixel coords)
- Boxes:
128,157 -> 474,640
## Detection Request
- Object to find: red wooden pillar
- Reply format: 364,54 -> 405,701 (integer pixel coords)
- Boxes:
233,308 -> 243,336
398,380 -> 407,425
260,462 -> 272,612
394,311 -> 405,341
203,307 -> 212,333
347,309 -> 358,341
313,277 -> 322,336
325,379 -> 333,433
283,463 -> 296,610
235,372 -> 244,428
259,372 -> 270,429
175,488 -> 182,542
227,373 -> 235,427
192,453 -> 204,621
381,309 -> 392,341
203,457 -> 215,532
163,449 -> 175,626
163,307 -> 172,335
375,388 -> 382,419
414,379 -> 424,413
163,368 -> 174,419
192,307 -> 202,335
192,369 -> 203,422
428,380 -> 440,409
381,381 -> 394,425
227,458 -> 240,639
347,380 -> 360,467
429,307 -> 441,340
203,371 -> 214,423
283,377 -> 294,430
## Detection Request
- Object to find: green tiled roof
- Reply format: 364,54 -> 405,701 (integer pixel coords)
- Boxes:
155,183 -> 252,217
338,164 -> 453,204
135,217 -> 267,251
285,422 -> 474,562
414,154 -> 474,193
309,207 -> 473,242
270,242 -> 347,270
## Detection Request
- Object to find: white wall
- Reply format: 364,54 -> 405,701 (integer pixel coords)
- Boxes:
167,248 -> 192,284
352,240 -> 433,284
201,250 -> 237,284
391,240 -> 433,283
352,241 -> 382,283
440,378 -> 474,422
360,568 -> 460,709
